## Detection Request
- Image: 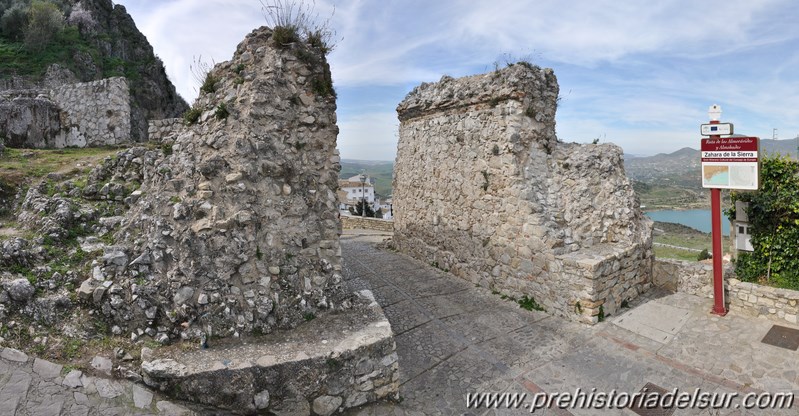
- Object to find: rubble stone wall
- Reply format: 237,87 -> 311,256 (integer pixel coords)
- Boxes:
97,26 -> 345,342
656,258 -> 799,325
147,118 -> 184,144
393,65 -> 652,324
341,216 -> 393,232
0,77 -> 131,148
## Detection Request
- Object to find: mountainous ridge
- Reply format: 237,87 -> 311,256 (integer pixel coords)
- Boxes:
0,0 -> 189,141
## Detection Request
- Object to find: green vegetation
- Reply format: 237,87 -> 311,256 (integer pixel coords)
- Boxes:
261,0 -> 336,53
348,200 -> 376,217
728,155 -> 799,290
23,0 -> 63,51
633,181 -> 705,210
0,146 -> 120,186
214,102 -> 229,120
518,295 -> 544,312
311,74 -> 335,97
652,221 -> 716,261
183,106 -> 202,125
339,160 -> 394,198
200,72 -> 218,94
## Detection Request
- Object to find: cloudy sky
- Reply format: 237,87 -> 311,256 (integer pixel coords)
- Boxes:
121,0 -> 799,160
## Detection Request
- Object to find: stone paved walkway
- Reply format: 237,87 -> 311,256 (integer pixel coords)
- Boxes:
0,347 -> 197,415
341,234 -> 799,416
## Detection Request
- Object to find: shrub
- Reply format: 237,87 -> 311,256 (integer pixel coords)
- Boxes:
190,56 -> 217,94
728,155 -> 799,289
272,24 -> 299,47
200,72 -> 218,94
697,248 -> 711,261
311,74 -> 335,97
1,4 -> 29,42
24,0 -> 64,52
66,2 -> 96,33
214,102 -> 229,120
260,0 -> 336,53
183,106 -> 202,125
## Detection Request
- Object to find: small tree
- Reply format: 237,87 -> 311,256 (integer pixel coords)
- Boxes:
348,200 -> 375,218
1,4 -> 28,42
24,0 -> 64,52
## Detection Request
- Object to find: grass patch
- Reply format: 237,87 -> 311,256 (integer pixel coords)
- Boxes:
0,147 -> 120,187
653,245 -> 704,262
215,102 -> 229,120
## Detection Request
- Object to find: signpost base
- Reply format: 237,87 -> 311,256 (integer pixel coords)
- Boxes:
710,187 -> 728,316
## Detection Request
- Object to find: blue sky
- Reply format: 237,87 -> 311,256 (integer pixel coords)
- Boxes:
121,0 -> 799,160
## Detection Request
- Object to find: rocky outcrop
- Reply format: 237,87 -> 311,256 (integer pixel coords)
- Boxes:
0,91 -> 62,148
0,0 -> 188,143
69,0 -> 188,140
393,64 -> 653,323
86,26 -> 345,343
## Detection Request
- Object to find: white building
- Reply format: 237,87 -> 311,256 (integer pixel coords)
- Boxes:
339,176 -> 375,210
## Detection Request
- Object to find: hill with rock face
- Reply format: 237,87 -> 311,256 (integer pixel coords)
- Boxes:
0,0 -> 188,141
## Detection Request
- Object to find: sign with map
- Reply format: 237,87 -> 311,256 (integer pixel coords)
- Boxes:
701,136 -> 759,190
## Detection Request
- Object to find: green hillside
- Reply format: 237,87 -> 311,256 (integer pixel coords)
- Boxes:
340,159 -> 394,198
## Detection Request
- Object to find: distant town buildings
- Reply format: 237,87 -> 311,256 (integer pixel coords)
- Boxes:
338,175 -> 375,210
337,175 -> 393,219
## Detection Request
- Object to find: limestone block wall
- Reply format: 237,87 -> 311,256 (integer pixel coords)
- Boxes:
147,118 -> 184,144
0,77 -> 131,148
653,258 -> 713,295
341,216 -> 393,232
50,77 -> 131,147
393,64 -> 652,324
656,258 -> 799,325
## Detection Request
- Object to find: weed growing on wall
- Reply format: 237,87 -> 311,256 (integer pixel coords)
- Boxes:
260,0 -> 337,53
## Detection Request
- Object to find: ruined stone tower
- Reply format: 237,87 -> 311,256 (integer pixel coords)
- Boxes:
94,26 -> 346,340
393,64 -> 653,323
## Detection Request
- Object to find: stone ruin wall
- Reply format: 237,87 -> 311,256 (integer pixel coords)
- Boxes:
393,65 -> 653,323
88,26 -> 347,342
51,77 -> 131,147
147,118 -> 184,144
0,77 -> 131,148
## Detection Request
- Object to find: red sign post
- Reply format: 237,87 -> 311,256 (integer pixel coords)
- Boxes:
707,120 -> 727,316
700,105 -> 759,316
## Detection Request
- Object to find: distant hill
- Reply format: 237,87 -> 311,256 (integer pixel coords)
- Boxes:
340,159 -> 394,198
625,138 -> 799,188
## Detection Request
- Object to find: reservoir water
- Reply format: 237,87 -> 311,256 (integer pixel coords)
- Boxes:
645,209 -> 730,236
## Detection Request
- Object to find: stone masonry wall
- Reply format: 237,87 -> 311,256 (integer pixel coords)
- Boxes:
147,118 -> 184,144
92,26 -> 346,342
50,77 -> 131,147
656,258 -> 799,325
341,216 -> 393,232
0,77 -> 131,148
394,65 -> 652,324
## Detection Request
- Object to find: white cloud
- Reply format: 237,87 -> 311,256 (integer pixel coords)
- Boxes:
120,0 -> 799,158
336,111 -> 399,161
